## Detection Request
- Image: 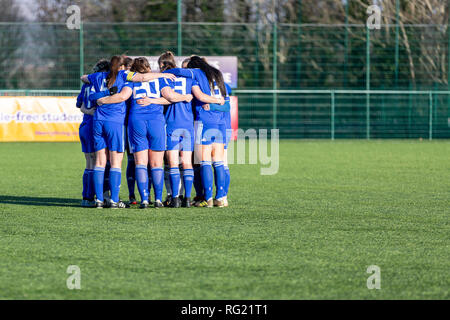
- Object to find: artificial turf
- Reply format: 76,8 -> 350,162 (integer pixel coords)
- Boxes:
0,140 -> 448,299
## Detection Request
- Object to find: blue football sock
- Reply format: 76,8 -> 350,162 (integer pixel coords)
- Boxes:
126,156 -> 136,198
87,169 -> 95,200
151,167 -> 164,202
135,164 -> 149,203
169,167 -> 180,198
224,165 -> 230,196
82,169 -> 89,199
103,161 -> 111,194
201,161 -> 213,201
93,167 -> 105,202
193,165 -> 203,198
164,165 -> 171,196
213,161 -> 225,199
109,168 -> 121,203
183,169 -> 194,198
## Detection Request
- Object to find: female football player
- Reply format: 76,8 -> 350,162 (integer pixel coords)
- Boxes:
76,59 -> 110,207
84,55 -> 130,208
157,51 -> 199,207
187,56 -> 228,208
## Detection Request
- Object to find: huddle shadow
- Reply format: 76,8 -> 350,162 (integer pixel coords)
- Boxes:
0,195 -> 81,208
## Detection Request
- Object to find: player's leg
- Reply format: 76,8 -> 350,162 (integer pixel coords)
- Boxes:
80,122 -> 96,207
150,150 -> 165,207
105,122 -> 126,209
200,143 -> 214,207
93,120 -> 107,208
211,141 -> 226,207
193,121 -> 205,206
163,153 -> 172,207
134,150 -> 150,208
180,150 -> 193,207
211,123 -> 227,207
223,148 -> 230,207
199,124 -> 220,208
166,128 -> 183,208
129,119 -> 150,208
180,128 -> 194,207
148,120 -> 166,208
167,150 -> 181,207
82,152 -> 96,207
103,152 -> 111,205
125,128 -> 137,205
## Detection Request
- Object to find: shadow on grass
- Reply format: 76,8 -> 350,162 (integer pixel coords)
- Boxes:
0,195 -> 81,208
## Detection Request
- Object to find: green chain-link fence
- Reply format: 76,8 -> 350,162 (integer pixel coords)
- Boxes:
0,22 -> 449,138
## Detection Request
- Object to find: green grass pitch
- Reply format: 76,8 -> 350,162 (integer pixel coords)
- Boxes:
0,140 -> 448,299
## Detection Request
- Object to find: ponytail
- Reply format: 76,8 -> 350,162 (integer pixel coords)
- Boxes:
106,55 -> 125,88
187,55 -> 226,97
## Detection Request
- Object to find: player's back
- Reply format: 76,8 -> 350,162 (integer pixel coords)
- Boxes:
128,78 -> 167,121
165,72 -> 195,128
77,83 -> 95,125
88,70 -> 129,124
191,69 -> 225,124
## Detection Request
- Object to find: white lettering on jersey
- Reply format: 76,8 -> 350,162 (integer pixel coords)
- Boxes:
174,77 -> 187,95
133,80 -> 161,100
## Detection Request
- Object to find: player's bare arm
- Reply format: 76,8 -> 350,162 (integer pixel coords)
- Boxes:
192,86 -> 224,105
97,87 -> 132,106
161,87 -> 193,103
136,97 -> 171,106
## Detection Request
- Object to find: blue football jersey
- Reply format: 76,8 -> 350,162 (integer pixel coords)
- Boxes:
128,78 -> 171,121
166,68 -> 226,124
164,70 -> 197,128
88,70 -> 130,124
77,83 -> 96,125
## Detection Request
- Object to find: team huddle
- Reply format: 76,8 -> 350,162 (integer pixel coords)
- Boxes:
76,52 -> 232,209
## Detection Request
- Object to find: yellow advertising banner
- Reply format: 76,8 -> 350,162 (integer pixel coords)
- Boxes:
0,96 -> 82,142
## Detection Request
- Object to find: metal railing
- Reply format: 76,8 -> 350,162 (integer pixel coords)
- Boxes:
2,89 -> 449,139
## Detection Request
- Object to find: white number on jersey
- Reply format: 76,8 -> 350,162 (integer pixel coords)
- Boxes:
133,80 -> 161,100
174,77 -> 187,95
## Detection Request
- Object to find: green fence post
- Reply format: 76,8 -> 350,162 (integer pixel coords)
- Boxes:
331,91 -> 335,140
366,26 -> 371,140
448,15 -> 450,120
255,25 -> 259,86
408,81 -> 412,137
429,91 -> 433,140
177,0 -> 182,56
344,0 -> 349,88
254,1 -> 260,86
79,22 -> 84,89
273,22 -> 278,130
394,0 -> 399,87
297,0 -> 302,87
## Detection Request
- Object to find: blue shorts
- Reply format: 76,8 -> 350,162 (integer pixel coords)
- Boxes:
195,121 -> 225,146
93,120 -> 125,152
128,119 -> 166,153
166,126 -> 194,152
79,121 -> 95,153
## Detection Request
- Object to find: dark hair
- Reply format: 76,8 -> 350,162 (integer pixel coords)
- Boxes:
187,56 -> 226,97
106,55 -> 125,88
92,59 -> 110,73
123,56 -> 133,69
158,51 -> 177,72
130,57 -> 151,73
